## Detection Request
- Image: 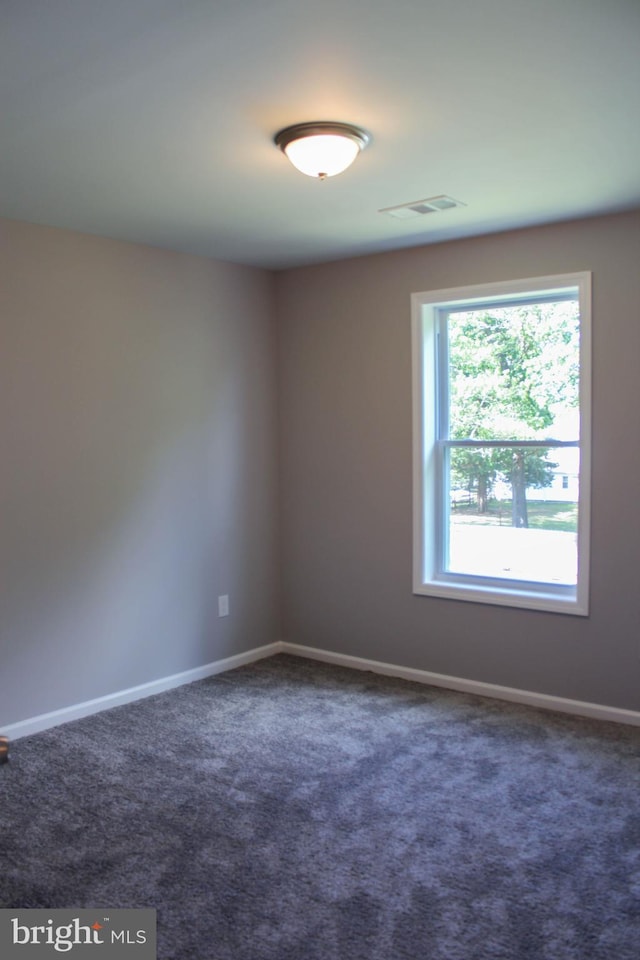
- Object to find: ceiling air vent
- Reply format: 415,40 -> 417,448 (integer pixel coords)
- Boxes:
379,195 -> 466,220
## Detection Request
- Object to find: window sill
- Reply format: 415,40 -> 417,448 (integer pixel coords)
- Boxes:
414,577 -> 588,616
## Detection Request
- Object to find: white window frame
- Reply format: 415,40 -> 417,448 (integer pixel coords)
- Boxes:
412,272 -> 591,616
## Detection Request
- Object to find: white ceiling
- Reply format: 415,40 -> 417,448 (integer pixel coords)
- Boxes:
2,0 -> 639,270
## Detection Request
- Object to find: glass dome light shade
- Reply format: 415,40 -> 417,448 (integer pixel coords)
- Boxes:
274,122 -> 370,180
284,134 -> 360,179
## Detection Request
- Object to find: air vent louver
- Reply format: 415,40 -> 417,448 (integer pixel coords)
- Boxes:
380,195 -> 466,219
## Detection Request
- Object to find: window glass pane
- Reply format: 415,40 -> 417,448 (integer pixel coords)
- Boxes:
447,301 -> 580,442
447,446 -> 578,585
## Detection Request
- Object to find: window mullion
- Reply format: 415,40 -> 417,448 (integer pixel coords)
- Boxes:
443,439 -> 579,449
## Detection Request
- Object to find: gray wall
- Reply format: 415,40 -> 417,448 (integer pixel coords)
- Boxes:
2,210 -> 639,728
276,210 -> 640,712
1,218 -> 280,726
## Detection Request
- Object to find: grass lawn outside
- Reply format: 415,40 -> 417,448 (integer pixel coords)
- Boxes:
449,498 -> 578,582
451,499 -> 578,532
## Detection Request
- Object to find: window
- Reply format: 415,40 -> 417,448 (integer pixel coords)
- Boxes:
412,273 -> 591,615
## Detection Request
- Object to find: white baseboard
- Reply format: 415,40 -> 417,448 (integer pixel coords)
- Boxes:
2,642 -> 282,740
4,639 -> 639,740
280,642 -> 640,727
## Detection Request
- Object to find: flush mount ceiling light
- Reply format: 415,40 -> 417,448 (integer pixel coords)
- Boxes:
274,122 -> 370,180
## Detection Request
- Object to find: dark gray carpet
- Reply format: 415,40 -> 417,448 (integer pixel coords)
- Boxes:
1,654 -> 639,959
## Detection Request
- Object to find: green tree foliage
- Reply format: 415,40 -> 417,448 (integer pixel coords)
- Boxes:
447,301 -> 579,527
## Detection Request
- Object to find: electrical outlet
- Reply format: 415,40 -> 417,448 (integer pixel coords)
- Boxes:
218,595 -> 229,618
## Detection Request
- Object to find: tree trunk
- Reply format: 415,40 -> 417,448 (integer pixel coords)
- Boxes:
511,452 -> 528,528
476,475 -> 489,513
